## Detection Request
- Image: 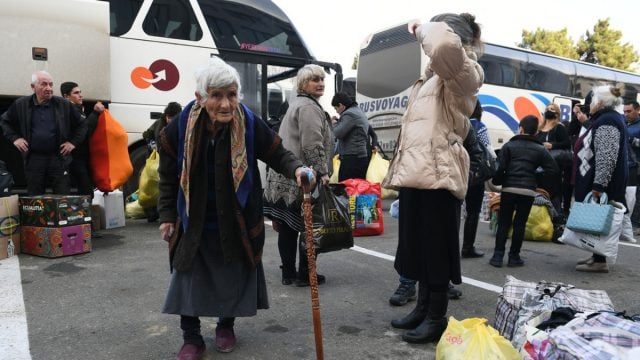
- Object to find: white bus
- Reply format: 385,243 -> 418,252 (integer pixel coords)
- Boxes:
356,21 -> 640,153
0,0 -> 343,195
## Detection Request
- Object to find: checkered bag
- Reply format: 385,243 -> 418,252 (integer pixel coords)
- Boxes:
494,276 -> 536,340
493,276 -> 614,341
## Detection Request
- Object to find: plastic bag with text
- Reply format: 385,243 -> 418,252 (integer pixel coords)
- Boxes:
436,317 -> 520,360
300,183 -> 353,254
341,178 -> 384,236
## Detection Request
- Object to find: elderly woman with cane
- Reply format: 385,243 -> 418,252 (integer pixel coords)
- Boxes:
157,57 -> 313,360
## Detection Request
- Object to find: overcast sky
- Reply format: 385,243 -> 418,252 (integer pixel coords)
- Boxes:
272,0 -> 640,77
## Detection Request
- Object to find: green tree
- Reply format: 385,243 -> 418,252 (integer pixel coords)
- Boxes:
576,18 -> 638,71
519,28 -> 578,59
352,53 -> 358,70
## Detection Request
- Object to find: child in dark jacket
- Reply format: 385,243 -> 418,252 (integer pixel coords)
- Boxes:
489,115 -> 559,267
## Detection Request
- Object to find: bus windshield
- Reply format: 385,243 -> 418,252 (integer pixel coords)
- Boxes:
197,0 -> 311,59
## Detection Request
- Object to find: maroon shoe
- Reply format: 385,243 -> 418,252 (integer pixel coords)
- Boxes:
176,343 -> 205,360
215,327 -> 236,353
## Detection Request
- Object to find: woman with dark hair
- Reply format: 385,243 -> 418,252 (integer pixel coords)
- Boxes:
331,91 -> 370,181
573,84 -> 629,273
156,57 -> 311,359
384,13 -> 484,344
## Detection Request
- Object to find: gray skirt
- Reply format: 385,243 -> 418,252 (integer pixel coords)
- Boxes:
162,229 -> 269,317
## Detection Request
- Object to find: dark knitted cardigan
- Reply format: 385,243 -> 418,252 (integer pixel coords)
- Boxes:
157,102 -> 302,272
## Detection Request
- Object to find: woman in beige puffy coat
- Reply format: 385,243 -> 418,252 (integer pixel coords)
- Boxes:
383,13 -> 484,344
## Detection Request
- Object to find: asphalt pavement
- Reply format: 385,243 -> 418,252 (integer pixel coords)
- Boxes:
8,202 -> 640,360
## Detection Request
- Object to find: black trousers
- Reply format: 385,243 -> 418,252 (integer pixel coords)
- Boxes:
25,153 -> 70,195
277,221 -> 308,278
463,182 -> 484,249
338,155 -> 368,182
70,158 -> 94,196
494,192 -> 534,257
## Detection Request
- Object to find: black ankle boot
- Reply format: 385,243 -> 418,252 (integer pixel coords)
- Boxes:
391,283 -> 428,329
489,251 -> 504,267
402,291 -> 448,343
280,265 -> 296,285
461,247 -> 484,258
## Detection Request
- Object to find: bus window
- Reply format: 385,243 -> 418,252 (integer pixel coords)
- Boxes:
574,62 -> 615,98
142,0 -> 203,41
615,72 -> 640,102
479,45 -> 527,88
357,24 -> 420,99
526,53 -> 574,96
104,0 -> 143,36
197,0 -> 310,58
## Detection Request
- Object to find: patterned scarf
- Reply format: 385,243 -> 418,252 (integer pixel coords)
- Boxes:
180,102 -> 247,215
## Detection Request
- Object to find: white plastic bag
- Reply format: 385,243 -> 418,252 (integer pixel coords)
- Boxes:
559,202 -> 625,262
390,199 -> 399,219
620,213 -> 637,243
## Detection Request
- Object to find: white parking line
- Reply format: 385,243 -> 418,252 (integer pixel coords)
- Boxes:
0,256 -> 32,360
351,245 -> 502,294
620,241 -> 640,248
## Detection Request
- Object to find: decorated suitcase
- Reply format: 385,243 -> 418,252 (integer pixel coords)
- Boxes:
20,195 -> 92,227
21,224 -> 91,258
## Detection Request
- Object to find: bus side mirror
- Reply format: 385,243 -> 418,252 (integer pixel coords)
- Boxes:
335,73 -> 343,93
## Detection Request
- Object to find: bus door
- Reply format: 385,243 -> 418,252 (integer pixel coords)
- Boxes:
553,96 -> 576,124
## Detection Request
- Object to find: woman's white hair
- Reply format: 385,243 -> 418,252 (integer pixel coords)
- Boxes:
296,64 -> 325,93
195,56 -> 243,103
591,83 -> 624,110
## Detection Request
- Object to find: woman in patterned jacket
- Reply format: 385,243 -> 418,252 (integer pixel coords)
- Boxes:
573,84 -> 629,273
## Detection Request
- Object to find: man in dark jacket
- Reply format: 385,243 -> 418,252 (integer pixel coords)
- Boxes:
489,115 -> 558,268
0,71 -> 87,195
60,81 -> 104,197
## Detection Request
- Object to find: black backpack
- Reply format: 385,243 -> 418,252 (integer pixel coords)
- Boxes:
476,141 -> 497,183
0,160 -> 14,197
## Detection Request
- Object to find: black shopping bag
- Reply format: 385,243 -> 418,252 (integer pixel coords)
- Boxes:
301,183 -> 353,254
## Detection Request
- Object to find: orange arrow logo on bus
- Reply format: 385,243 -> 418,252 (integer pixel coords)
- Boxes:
131,59 -> 179,91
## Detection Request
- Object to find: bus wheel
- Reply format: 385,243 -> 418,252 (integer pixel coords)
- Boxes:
123,145 -> 149,199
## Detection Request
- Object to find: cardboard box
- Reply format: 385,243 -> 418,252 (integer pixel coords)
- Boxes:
0,195 -> 20,257
92,190 -> 125,229
21,224 -> 91,258
19,195 -> 92,227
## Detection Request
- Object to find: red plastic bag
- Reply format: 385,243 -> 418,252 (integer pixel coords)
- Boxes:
341,179 -> 384,236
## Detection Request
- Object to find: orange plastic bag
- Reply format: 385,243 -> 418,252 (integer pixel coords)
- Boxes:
90,110 -> 133,192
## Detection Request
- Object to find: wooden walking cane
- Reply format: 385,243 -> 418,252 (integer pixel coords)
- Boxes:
300,172 -> 324,360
